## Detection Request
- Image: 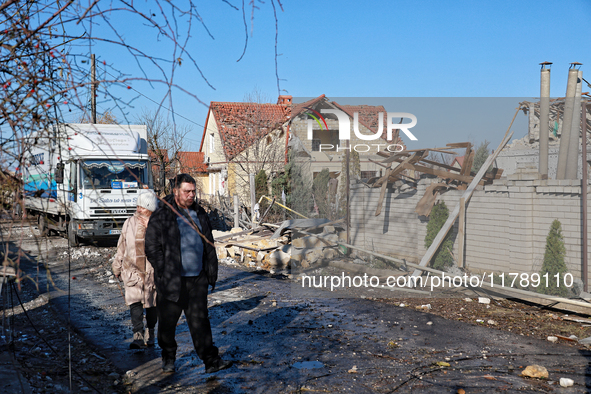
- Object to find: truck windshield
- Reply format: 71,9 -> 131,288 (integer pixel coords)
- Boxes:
81,159 -> 149,189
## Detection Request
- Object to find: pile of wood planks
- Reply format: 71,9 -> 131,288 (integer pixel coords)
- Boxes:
368,142 -> 504,216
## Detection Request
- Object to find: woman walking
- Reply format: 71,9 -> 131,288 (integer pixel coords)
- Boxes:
112,191 -> 159,349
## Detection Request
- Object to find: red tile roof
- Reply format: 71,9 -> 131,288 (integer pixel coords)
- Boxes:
149,149 -> 169,163
206,101 -> 290,162
177,151 -> 207,173
200,95 -> 408,162
291,95 -> 326,118
451,155 -> 464,167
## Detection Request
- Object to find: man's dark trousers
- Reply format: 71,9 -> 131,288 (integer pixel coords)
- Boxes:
157,272 -> 219,365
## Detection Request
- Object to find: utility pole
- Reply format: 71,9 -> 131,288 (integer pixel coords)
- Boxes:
91,54 -> 97,124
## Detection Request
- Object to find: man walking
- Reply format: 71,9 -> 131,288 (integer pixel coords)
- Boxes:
145,173 -> 232,374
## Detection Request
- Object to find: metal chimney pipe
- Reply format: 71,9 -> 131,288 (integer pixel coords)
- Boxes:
556,66 -> 580,179
582,99 -> 588,292
566,68 -> 583,179
539,62 -> 551,177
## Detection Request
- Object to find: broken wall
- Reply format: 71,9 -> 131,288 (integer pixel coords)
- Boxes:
350,166 -> 591,282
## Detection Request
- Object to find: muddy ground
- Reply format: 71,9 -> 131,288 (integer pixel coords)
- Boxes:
3,221 -> 591,393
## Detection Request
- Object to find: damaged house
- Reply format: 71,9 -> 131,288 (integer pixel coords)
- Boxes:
199,96 -> 292,202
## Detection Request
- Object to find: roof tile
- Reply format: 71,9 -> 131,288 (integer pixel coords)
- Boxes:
210,101 -> 290,162
177,151 -> 207,173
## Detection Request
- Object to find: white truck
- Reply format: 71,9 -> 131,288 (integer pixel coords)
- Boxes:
21,123 -> 154,246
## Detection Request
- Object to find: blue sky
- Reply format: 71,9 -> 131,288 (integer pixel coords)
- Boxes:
77,0 -> 591,151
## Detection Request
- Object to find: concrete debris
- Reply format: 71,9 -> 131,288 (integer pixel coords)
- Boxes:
559,377 -> 574,387
521,364 -> 549,379
478,297 -> 490,304
213,219 -> 348,272
547,336 -> 558,343
213,226 -> 289,272
290,227 -> 346,267
220,257 -> 238,265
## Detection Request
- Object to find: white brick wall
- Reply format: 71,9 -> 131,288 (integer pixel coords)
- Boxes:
349,177 -> 591,281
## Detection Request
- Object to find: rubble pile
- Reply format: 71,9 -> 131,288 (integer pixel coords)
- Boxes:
291,225 -> 347,268
213,220 -> 349,273
214,228 -> 291,272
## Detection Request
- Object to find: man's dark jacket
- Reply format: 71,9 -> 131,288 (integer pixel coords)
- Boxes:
145,194 -> 218,302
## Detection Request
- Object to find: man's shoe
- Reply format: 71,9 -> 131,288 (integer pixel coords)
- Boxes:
162,358 -> 175,373
130,331 -> 146,349
205,358 -> 233,374
144,328 -> 155,347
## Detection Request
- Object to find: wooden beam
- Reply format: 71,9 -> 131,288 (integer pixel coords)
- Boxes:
374,167 -> 392,216
380,151 -> 412,164
368,158 -> 390,169
420,158 -> 463,173
460,149 -> 475,176
410,108 -> 518,278
375,152 -> 427,216
446,142 -> 472,148
396,161 -> 474,183
402,147 -> 456,154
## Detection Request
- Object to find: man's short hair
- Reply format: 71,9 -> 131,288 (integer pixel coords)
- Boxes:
172,173 -> 196,190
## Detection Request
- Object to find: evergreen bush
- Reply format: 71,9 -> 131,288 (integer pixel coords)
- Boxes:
286,151 -> 312,217
538,219 -> 570,297
255,169 -> 268,211
471,140 -> 491,173
425,201 -> 454,270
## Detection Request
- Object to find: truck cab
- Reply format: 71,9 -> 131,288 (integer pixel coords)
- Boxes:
22,123 -> 154,246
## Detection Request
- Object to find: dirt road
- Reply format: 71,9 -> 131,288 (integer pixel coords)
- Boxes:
3,222 -> 591,393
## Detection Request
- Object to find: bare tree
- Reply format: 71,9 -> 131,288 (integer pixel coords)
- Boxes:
228,90 -> 289,203
0,0 -> 283,286
0,2 -> 283,389
136,109 -> 191,194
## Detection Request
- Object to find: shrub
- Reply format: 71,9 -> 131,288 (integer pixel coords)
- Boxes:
538,219 -> 570,297
286,151 -> 312,217
425,201 -> 454,270
254,169 -> 268,198
312,168 -> 331,218
471,140 -> 491,173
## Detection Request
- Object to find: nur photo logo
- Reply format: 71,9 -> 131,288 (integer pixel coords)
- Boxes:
305,107 -> 418,153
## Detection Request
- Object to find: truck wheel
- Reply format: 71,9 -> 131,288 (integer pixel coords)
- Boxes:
39,215 -> 49,237
68,221 -> 80,247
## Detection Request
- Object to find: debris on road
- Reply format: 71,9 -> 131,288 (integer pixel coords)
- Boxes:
521,364 -> 549,379
560,377 -> 575,387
